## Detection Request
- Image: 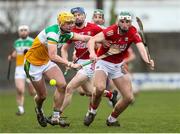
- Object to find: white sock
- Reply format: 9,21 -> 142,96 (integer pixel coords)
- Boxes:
18,106 -> 24,113
108,115 -> 117,122
90,108 -> 97,115
53,111 -> 60,118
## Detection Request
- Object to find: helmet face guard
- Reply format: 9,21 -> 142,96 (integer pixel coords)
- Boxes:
117,11 -> 132,33
117,11 -> 132,21
93,9 -> 104,15
93,9 -> 104,21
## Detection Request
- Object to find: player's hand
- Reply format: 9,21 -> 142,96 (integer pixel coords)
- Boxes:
147,59 -> 154,70
89,53 -> 97,63
8,55 -> 12,61
71,63 -> 82,69
72,55 -> 77,62
65,66 -> 71,71
66,61 -> 72,67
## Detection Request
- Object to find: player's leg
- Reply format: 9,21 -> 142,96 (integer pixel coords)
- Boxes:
84,70 -> 107,126
14,66 -> 27,115
60,73 -> 88,113
76,86 -> 87,96
31,78 -> 48,127
93,70 -> 108,106
26,79 -> 36,96
81,78 -> 94,97
15,78 -> 25,115
104,78 -> 118,107
45,66 -> 66,108
24,61 -> 48,127
60,59 -> 94,113
81,79 -> 95,116
106,74 -> 134,126
44,65 -> 66,110
43,63 -> 68,126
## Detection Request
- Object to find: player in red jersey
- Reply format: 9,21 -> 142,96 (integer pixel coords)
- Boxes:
84,11 -> 154,127
92,9 -> 105,28
60,7 -> 117,117
92,9 -> 119,106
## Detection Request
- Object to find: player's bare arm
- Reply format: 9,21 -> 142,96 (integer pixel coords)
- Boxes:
87,32 -> 105,61
61,43 -> 76,70
136,42 -> 154,70
72,32 -> 91,42
48,44 -> 70,66
8,50 -> 17,60
61,43 -> 70,61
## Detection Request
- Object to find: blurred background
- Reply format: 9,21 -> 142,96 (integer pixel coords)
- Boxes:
0,0 -> 180,90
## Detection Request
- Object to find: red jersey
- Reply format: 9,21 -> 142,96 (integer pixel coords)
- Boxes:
68,22 -> 102,59
97,24 -> 142,63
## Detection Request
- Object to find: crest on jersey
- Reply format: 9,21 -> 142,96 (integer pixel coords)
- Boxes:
125,37 -> 128,41
106,30 -> 113,36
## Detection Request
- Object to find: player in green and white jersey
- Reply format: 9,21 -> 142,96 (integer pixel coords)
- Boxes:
8,25 -> 35,116
24,11 -> 91,127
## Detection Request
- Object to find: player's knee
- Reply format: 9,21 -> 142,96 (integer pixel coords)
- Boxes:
96,84 -> 106,93
38,94 -> 46,101
29,90 -> 36,96
94,88 -> 104,98
37,91 -> 47,100
66,84 -> 74,94
56,82 -> 67,90
123,94 -> 134,104
16,88 -> 24,95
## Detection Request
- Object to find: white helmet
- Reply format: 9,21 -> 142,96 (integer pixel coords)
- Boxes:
118,11 -> 132,21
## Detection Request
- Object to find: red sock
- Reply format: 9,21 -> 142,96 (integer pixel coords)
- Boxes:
90,103 -> 98,110
105,90 -> 113,99
111,111 -> 119,118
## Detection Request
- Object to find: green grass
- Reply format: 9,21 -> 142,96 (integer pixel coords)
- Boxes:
0,89 -> 180,133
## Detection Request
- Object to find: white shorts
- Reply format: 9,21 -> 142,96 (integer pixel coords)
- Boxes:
15,66 -> 26,79
28,60 -> 57,81
15,66 -> 31,83
95,60 -> 125,79
77,59 -> 94,78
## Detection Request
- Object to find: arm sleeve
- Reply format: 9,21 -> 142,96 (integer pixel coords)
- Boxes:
133,33 -> 142,44
47,32 -> 58,45
69,32 -> 74,39
130,26 -> 142,44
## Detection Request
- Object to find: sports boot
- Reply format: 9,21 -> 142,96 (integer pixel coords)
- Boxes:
84,111 -> 96,126
35,107 -> 47,127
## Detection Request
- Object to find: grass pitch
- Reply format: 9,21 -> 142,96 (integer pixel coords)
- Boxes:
0,89 -> 180,133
